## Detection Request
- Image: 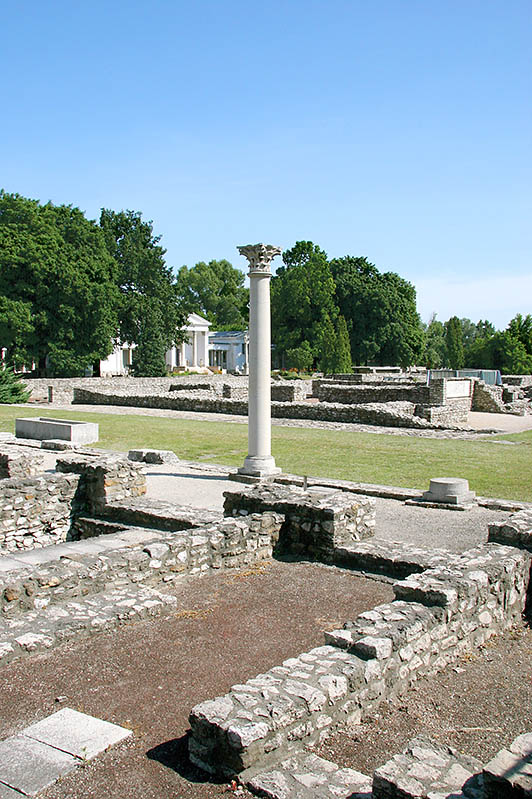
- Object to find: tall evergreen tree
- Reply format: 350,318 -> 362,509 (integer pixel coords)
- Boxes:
334,315 -> 353,373
445,316 -> 465,369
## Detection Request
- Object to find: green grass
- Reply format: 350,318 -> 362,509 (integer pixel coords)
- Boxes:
1,405 -> 531,501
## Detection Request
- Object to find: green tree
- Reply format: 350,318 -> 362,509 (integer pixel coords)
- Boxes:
271,241 -> 338,367
176,259 -> 249,330
131,303 -> 168,376
423,314 -> 446,368
507,314 -> 532,357
318,314 -> 352,374
0,367 -> 31,403
0,191 -> 119,376
285,343 -> 314,371
330,256 -> 424,367
445,316 -> 465,369
99,209 -> 185,356
467,331 -> 532,373
0,296 -> 34,368
333,314 -> 353,374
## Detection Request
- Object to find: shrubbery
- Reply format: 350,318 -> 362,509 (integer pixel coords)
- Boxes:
0,367 -> 31,403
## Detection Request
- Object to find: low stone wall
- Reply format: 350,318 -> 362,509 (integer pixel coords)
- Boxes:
22,375 -> 245,404
472,381 -> 506,412
472,379 -> 532,415
73,388 -> 457,429
0,513 -> 283,619
0,473 -> 81,552
222,384 -> 248,400
222,383 -> 309,402
488,508 -> 532,551
271,382 -> 309,402
503,374 -> 532,387
171,382 -> 218,394
0,446 -> 44,479
97,498 -> 221,531
188,542 -> 529,776
22,376 -> 181,404
414,398 -> 470,425
224,484 -> 375,561
314,382 -> 428,405
56,452 -> 147,514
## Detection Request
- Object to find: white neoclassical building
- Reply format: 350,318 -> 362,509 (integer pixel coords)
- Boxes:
165,312 -> 211,371
99,313 -> 212,376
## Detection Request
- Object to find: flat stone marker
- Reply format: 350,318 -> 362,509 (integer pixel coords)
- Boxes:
23,707 -> 132,760
0,735 -> 78,796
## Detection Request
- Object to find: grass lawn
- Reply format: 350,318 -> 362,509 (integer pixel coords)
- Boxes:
1,405 -> 531,501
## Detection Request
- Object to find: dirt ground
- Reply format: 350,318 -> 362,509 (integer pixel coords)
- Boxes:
0,560 -> 393,799
317,620 -> 532,774
1,561 -> 531,798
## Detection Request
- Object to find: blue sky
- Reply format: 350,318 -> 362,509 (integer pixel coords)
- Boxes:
1,0 -> 530,328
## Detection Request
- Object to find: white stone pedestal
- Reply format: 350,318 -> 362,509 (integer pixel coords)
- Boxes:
237,244 -> 282,478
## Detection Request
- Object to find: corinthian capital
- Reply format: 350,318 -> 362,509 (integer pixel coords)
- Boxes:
238,243 -> 282,274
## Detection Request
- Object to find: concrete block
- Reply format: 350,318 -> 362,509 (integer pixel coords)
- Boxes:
0,735 -> 78,796
23,707 -> 132,760
16,417 -> 99,444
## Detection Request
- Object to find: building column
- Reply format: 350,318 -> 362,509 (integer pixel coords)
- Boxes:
180,341 -> 186,367
192,331 -> 198,367
237,243 -> 282,477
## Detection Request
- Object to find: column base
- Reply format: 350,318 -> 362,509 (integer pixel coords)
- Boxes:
237,455 -> 281,478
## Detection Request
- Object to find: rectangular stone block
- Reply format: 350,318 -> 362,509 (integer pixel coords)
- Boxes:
16,417 -> 99,444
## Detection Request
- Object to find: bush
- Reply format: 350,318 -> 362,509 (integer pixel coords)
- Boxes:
0,367 -> 31,403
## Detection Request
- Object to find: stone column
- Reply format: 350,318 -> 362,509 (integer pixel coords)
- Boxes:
192,331 -> 198,367
238,243 -> 282,477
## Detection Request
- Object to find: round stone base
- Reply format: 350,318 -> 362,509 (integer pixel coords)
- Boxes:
422,477 -> 475,505
238,455 -> 281,478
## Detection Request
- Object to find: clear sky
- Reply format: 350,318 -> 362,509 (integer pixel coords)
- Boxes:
1,0 -> 530,328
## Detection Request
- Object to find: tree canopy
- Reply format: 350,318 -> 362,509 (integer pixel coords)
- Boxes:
0,191 -> 119,375
271,241 -> 338,367
99,208 -> 185,350
175,259 -> 249,330
329,255 -> 424,368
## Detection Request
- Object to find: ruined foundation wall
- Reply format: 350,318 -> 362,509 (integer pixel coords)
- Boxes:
73,388 -> 457,429
188,542 -> 529,776
0,473 -> 81,552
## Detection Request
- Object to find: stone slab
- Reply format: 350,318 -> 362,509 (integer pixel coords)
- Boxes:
0,735 -> 78,796
23,707 -> 132,760
0,782 -> 27,798
16,417 -> 99,444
